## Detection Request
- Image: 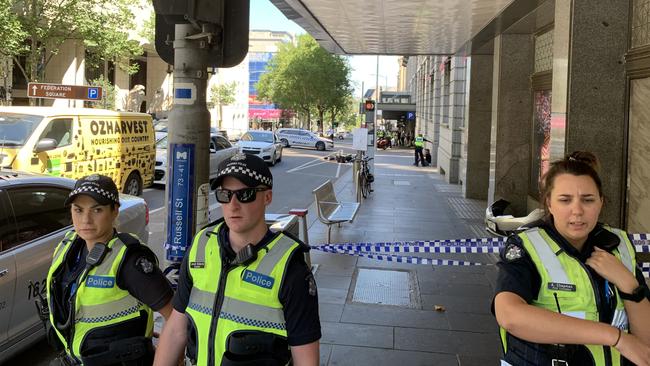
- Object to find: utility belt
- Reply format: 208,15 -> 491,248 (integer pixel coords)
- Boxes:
504,333 -> 578,366
191,331 -> 291,366
51,336 -> 154,366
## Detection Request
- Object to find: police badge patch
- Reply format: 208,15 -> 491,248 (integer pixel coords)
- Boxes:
504,244 -> 524,262
135,257 -> 154,274
307,274 -> 317,296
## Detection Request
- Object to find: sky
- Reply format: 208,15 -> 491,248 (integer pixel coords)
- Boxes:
249,0 -> 400,98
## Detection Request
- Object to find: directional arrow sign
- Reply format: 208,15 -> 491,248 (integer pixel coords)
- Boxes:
27,82 -> 103,101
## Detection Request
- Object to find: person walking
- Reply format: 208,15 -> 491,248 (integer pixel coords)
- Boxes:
493,151 -> 650,365
154,153 -> 321,366
413,133 -> 430,166
46,174 -> 173,366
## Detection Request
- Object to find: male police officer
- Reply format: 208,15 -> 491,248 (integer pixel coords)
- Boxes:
413,133 -> 431,166
154,153 -> 321,366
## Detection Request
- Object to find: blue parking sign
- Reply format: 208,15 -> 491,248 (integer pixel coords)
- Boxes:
88,87 -> 99,100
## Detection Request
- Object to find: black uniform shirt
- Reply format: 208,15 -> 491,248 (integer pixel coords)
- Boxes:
493,222 -> 650,365
52,231 -> 173,325
173,224 -> 322,347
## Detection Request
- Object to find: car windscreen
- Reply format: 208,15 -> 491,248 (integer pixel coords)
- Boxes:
242,132 -> 273,143
156,135 -> 168,149
0,113 -> 44,147
154,120 -> 168,132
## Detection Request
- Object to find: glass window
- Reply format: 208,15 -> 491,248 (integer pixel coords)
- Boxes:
0,194 -> 17,252
156,135 -> 168,149
0,113 -> 44,147
6,186 -> 72,248
530,90 -> 552,197
40,118 -> 73,148
215,136 -> 231,149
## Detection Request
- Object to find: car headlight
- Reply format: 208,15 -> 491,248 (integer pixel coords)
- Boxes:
262,147 -> 272,152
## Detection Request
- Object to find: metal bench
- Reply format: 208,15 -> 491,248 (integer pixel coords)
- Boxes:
313,180 -> 360,243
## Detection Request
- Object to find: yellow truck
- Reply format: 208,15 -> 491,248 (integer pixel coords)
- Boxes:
0,107 -> 155,195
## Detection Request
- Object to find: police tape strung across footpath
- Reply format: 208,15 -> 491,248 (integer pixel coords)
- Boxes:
309,233 -> 650,278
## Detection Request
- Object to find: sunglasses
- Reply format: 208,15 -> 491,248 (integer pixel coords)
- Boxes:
216,187 -> 268,203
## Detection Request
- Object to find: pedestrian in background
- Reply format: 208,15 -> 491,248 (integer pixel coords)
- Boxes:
413,133 -> 430,166
46,174 -> 173,366
154,153 -> 321,366
493,151 -> 650,365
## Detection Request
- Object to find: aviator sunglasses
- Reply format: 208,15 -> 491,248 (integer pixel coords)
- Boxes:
216,187 -> 268,203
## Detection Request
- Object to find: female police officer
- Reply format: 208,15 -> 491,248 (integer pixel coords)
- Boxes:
493,151 -> 650,365
46,174 -> 173,365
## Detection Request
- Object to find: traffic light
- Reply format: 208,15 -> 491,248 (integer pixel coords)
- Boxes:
364,100 -> 375,112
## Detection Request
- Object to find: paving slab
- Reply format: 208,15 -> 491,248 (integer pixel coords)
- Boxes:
327,345 -> 459,366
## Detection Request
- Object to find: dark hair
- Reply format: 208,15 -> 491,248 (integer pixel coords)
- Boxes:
539,151 -> 603,214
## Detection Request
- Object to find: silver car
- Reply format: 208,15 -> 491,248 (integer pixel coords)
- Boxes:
276,128 -> 334,151
0,170 -> 150,363
154,133 -> 238,187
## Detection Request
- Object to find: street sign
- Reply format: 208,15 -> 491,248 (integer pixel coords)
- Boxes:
27,82 -> 103,101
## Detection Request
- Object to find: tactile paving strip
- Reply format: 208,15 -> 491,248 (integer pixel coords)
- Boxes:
447,197 -> 484,219
351,268 -> 414,307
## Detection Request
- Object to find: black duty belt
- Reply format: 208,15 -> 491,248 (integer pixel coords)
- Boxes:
80,336 -> 153,366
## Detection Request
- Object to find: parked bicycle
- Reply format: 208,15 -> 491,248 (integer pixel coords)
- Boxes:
354,155 -> 374,199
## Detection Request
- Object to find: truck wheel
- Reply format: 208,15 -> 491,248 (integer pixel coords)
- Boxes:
123,172 -> 142,196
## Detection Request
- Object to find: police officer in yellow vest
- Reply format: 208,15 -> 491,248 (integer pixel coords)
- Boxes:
154,153 -> 321,366
413,133 -> 430,167
493,152 -> 650,365
47,174 -> 174,365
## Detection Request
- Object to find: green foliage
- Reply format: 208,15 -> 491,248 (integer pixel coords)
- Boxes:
139,9 -> 155,46
0,0 -> 27,57
6,0 -> 144,83
208,81 -> 237,128
256,34 -> 352,130
87,75 -> 116,110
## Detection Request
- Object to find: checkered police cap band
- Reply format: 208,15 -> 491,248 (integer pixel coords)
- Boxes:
69,185 -> 119,203
218,165 -> 273,187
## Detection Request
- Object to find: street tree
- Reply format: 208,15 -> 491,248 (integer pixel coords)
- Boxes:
6,0 -> 143,90
256,34 -> 352,132
208,81 -> 237,129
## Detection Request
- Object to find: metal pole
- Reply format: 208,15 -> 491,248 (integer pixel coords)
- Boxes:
164,23 -> 212,283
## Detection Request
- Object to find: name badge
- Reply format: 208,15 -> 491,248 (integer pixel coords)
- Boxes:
547,282 -> 576,292
190,261 -> 205,269
242,270 -> 274,289
86,275 -> 115,288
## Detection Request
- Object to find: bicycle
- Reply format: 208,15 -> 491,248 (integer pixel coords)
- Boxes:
354,156 -> 374,199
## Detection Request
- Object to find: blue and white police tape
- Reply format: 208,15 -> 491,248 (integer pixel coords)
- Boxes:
312,235 -> 650,277
316,246 -> 485,266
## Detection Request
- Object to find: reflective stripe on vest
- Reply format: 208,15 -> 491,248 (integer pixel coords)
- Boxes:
499,227 -> 635,366
414,136 -> 423,147
46,232 -> 154,360
186,222 -> 300,365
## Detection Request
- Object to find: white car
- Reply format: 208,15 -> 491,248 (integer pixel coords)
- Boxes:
276,128 -> 334,151
154,134 -> 238,187
0,170 -> 149,363
236,130 -> 283,166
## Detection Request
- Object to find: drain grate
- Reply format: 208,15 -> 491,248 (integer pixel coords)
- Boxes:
351,268 -> 415,307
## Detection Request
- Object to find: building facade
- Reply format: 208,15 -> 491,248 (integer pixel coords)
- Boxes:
407,0 -> 650,230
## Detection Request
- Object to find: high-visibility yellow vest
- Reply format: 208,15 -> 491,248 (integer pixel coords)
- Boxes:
414,136 -> 424,147
185,222 -> 302,365
499,226 -> 636,365
46,231 -> 153,362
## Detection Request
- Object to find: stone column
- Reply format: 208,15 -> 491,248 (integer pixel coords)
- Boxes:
488,34 -> 534,216
552,0 -> 630,225
462,55 -> 493,200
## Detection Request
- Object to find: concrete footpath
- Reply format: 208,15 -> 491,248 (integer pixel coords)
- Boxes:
305,148 -> 502,366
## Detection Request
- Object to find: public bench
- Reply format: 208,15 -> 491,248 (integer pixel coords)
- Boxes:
313,180 -> 360,243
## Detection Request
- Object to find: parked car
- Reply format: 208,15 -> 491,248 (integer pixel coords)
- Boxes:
276,128 -> 334,151
154,133 -> 238,187
336,131 -> 351,139
236,130 -> 283,166
0,170 -> 149,363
